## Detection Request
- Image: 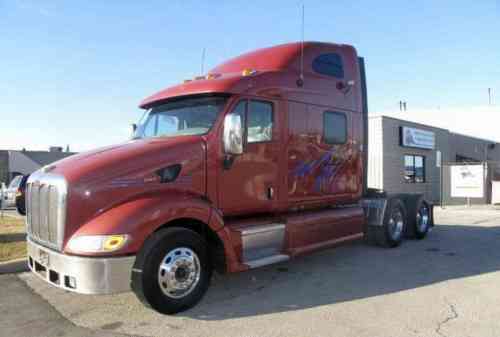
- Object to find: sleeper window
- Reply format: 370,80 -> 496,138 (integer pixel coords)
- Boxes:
312,53 -> 344,78
324,111 -> 347,144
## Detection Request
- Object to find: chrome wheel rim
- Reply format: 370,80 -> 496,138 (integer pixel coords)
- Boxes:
158,247 -> 201,299
388,208 -> 404,241
416,204 -> 430,233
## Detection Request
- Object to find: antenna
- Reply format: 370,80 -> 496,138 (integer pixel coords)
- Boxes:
201,47 -> 206,75
297,4 -> 305,87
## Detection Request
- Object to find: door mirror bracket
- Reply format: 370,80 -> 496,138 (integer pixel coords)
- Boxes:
223,155 -> 236,170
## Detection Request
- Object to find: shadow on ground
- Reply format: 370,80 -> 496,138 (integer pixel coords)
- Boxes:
0,233 -> 26,243
175,223 -> 500,320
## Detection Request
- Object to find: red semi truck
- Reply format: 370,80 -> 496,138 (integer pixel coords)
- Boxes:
26,42 -> 433,314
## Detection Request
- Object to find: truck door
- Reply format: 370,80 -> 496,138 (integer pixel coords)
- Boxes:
218,98 -> 281,216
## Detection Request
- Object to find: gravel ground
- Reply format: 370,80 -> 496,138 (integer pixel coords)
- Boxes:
14,207 -> 500,337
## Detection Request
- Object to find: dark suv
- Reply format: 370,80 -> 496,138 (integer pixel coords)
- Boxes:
15,174 -> 30,215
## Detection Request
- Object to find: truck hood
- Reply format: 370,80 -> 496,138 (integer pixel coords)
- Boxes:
49,136 -> 204,185
43,136 -> 207,246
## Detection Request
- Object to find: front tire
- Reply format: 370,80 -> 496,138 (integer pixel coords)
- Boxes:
131,227 -> 212,315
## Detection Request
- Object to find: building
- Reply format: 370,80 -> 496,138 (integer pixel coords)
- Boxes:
368,115 -> 500,205
0,147 -> 76,184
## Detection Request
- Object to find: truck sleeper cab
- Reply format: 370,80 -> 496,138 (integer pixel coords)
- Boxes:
25,42 -> 433,314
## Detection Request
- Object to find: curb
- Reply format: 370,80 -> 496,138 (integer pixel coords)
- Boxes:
0,258 -> 29,274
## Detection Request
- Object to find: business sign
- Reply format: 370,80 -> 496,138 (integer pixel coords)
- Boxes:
492,181 -> 500,205
401,127 -> 435,150
451,165 -> 485,198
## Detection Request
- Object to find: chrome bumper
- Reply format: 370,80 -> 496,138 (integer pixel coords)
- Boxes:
27,238 -> 135,294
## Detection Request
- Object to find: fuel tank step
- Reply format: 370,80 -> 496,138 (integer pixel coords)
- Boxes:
240,223 -> 286,264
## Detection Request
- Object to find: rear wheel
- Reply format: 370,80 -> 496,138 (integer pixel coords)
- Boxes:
405,196 -> 431,239
131,227 -> 212,314
373,198 -> 407,248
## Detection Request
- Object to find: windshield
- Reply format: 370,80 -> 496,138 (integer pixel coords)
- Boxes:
133,96 -> 228,139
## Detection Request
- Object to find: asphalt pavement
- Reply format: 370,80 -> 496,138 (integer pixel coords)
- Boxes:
3,207 -> 500,337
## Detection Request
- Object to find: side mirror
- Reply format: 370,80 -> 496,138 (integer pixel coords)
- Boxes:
223,113 -> 243,155
131,123 -> 137,134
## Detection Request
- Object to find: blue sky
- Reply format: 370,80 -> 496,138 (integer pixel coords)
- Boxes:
1,0 -> 499,151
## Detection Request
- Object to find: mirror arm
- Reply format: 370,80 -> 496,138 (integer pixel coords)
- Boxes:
223,154 -> 236,170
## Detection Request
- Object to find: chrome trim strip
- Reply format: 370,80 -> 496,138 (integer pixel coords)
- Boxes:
27,239 -> 135,295
246,254 -> 289,269
241,223 -> 286,236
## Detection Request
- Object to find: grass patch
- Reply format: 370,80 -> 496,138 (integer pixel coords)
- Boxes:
0,216 -> 27,262
0,241 -> 27,262
0,216 -> 26,235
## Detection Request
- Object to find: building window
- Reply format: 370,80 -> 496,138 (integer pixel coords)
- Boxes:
324,111 -> 347,144
404,155 -> 425,183
456,154 -> 480,163
247,100 -> 273,143
312,53 -> 344,78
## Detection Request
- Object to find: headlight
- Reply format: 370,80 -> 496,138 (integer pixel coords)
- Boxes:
67,235 -> 129,254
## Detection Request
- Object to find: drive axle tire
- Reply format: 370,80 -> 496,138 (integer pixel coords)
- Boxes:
131,227 -> 212,315
405,196 -> 432,240
374,197 -> 407,248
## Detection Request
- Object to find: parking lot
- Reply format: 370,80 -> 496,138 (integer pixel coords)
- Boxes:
2,207 -> 500,337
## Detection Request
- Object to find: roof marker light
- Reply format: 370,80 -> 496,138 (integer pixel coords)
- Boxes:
242,68 -> 257,76
206,73 -> 220,80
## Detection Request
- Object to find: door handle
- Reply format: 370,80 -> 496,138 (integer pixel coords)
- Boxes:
267,187 -> 274,200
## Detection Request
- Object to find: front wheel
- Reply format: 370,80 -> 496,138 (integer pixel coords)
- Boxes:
131,227 -> 212,315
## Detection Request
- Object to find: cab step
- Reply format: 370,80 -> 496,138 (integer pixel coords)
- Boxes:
245,254 -> 290,269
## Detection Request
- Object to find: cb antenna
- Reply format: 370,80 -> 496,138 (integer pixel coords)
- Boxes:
201,47 -> 206,75
298,4 -> 305,87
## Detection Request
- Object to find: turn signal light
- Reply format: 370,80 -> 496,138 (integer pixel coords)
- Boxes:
103,235 -> 127,251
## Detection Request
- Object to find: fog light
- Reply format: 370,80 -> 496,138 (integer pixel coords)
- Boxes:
65,276 -> 76,289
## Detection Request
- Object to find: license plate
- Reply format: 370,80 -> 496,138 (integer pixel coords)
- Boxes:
38,249 -> 50,268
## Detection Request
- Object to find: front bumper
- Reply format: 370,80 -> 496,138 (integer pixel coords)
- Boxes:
27,238 -> 135,294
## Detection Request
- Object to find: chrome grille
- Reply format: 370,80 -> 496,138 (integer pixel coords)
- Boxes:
26,172 -> 67,251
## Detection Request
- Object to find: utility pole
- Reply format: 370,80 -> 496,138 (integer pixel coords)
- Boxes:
399,101 -> 407,111
200,47 -> 206,75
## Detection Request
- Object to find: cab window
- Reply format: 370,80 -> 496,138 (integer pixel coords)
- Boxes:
247,100 -> 273,143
